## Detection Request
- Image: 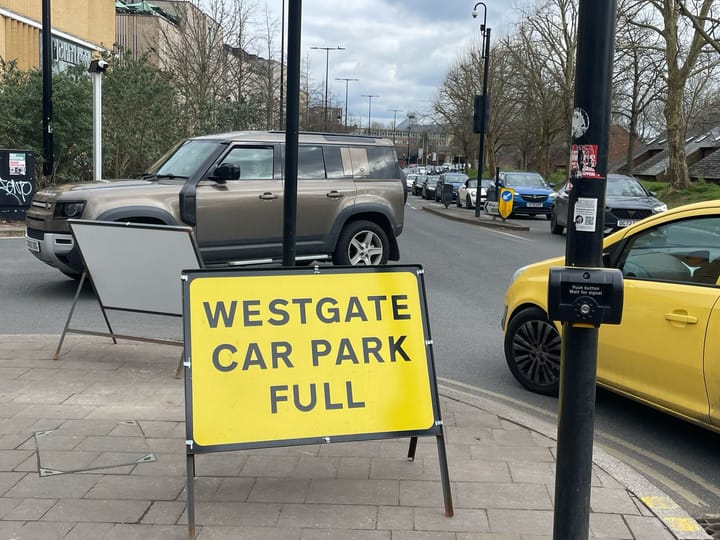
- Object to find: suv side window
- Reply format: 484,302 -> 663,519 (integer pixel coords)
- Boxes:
342,147 -> 370,178
367,147 -> 399,179
324,146 -> 353,178
220,146 -> 274,179
298,146 -> 326,179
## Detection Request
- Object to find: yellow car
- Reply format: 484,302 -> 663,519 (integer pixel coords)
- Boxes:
503,200 -> 720,431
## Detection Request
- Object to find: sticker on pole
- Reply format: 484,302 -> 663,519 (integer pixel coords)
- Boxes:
570,144 -> 602,179
498,187 -> 514,219
573,197 -> 598,232
182,266 -> 440,451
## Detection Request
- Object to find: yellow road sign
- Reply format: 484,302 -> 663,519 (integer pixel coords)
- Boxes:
498,187 -> 515,219
183,266 -> 439,449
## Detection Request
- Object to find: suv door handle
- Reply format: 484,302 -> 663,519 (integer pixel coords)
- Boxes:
326,191 -> 343,199
259,192 -> 278,200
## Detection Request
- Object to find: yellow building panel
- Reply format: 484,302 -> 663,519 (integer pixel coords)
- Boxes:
0,0 -> 115,68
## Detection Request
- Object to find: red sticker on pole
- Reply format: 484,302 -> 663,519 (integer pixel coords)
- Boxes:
570,144 -> 602,179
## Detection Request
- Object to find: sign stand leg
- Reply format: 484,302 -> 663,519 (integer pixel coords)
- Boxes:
436,432 -> 454,517
175,352 -> 184,379
407,436 -> 418,461
186,453 -> 196,540
95,289 -> 118,345
54,270 -> 120,360
54,271 -> 88,360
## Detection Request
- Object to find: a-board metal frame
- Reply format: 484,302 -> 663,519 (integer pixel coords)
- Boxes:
181,264 -> 453,540
54,220 -> 203,368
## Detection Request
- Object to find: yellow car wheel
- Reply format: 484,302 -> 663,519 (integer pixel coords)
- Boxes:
504,307 -> 561,395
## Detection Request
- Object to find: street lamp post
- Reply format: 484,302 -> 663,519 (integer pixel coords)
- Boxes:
388,108 -> 402,143
361,94 -> 380,135
279,0 -> 286,130
406,113 -> 416,167
472,2 -> 491,217
310,45 -> 345,131
335,77 -> 359,132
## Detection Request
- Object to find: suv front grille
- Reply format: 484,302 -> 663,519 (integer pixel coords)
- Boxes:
610,208 -> 652,220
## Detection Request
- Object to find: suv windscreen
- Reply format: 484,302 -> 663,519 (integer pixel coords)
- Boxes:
147,140 -> 220,178
606,175 -> 649,197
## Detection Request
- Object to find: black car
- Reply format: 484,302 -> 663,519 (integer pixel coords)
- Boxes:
421,175 -> 438,200
434,173 -> 469,204
550,173 -> 668,235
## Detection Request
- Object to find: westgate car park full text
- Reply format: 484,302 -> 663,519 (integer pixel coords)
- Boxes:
204,294 -> 413,412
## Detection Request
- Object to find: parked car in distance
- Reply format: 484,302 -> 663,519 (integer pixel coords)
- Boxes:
458,178 -> 495,209
412,174 -> 427,196
421,175 -> 438,200
550,173 -> 667,235
434,173 -> 469,204
25,131 -> 406,277
487,171 -> 555,218
405,173 -> 418,192
503,199 -> 720,433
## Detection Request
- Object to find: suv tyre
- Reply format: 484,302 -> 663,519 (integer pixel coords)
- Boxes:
333,220 -> 389,266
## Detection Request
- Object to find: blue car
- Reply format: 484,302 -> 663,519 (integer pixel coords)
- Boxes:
487,171 -> 556,219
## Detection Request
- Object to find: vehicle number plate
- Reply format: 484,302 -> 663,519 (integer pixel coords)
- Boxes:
526,202 -> 543,208
617,219 -> 635,227
26,238 -> 40,253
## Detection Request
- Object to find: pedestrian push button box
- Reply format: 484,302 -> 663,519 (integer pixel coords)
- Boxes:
547,267 -> 623,326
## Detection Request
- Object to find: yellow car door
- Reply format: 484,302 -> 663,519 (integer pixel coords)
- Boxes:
598,279 -> 718,424
597,214 -> 720,425
703,300 -> 720,427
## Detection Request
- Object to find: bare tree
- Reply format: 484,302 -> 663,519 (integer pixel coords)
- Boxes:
613,0 -> 666,173
154,0 -> 234,134
628,0 -> 717,189
433,52 -> 478,173
517,0 -> 577,174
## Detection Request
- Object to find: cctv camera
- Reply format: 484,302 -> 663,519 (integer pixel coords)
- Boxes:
88,58 -> 109,73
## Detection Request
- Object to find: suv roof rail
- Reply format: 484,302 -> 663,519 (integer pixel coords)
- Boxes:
268,130 -> 385,143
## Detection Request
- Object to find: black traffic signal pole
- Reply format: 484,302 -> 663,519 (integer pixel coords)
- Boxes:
42,0 -> 53,178
474,27 -> 490,218
553,1 -> 616,539
282,0 -> 301,267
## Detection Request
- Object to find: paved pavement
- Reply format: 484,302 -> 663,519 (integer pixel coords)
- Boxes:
0,334 -> 709,539
0,211 -> 712,539
0,219 -> 25,237
420,203 -> 532,231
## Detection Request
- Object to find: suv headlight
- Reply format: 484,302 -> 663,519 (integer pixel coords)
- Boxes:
652,203 -> 667,213
54,201 -> 86,218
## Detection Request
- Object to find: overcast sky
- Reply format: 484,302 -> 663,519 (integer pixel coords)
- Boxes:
262,0 -> 531,128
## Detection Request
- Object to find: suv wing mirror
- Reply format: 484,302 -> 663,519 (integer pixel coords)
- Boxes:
210,163 -> 240,183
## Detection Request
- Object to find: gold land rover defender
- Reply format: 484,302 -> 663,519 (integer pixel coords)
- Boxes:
25,131 -> 406,277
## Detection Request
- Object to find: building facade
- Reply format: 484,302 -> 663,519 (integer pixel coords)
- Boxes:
0,1 -> 114,70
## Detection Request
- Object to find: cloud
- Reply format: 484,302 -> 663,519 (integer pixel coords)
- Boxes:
270,0 -> 530,125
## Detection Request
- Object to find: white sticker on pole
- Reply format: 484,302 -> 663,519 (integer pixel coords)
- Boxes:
573,197 -> 597,232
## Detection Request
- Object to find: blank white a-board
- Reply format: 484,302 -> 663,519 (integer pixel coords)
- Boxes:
54,220 -> 203,362
69,220 -> 202,316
